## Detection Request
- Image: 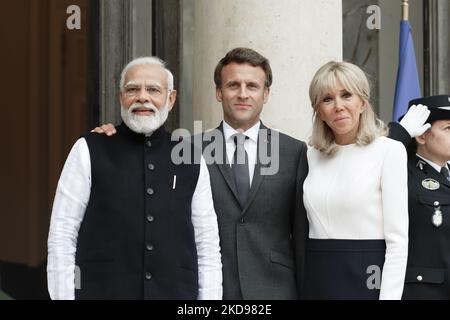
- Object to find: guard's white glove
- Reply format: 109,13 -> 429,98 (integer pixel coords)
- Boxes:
399,104 -> 431,138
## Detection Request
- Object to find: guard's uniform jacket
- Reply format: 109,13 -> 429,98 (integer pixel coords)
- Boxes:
389,122 -> 450,299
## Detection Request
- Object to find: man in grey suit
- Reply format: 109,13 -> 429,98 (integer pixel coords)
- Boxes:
205,48 -> 308,299
93,48 -> 309,299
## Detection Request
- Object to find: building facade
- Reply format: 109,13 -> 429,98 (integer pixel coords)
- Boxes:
0,0 -> 448,299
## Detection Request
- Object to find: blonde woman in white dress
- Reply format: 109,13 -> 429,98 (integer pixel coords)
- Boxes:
302,61 -> 408,300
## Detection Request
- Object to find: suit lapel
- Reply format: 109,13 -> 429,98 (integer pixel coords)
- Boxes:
207,122 -> 241,203
216,159 -> 241,203
241,123 -> 271,214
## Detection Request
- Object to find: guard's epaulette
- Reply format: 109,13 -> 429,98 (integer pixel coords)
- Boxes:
416,159 -> 427,171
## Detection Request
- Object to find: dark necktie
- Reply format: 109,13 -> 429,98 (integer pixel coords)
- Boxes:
440,166 -> 450,181
232,134 -> 250,207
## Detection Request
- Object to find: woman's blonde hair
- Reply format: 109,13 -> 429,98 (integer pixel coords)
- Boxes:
308,61 -> 387,156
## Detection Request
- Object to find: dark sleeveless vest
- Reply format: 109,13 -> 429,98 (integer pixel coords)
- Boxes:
75,123 -> 200,299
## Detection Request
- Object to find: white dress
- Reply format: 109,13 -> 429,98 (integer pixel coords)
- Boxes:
303,136 -> 409,300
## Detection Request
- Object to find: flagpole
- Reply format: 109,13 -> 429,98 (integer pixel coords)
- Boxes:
402,0 -> 409,21
393,0 -> 421,121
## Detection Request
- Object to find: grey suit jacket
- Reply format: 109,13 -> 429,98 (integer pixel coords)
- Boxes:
202,122 -> 308,299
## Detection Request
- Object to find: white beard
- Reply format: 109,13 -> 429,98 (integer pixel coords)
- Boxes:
121,101 -> 169,135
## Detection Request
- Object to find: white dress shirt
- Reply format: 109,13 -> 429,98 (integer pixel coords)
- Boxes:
222,121 -> 260,185
303,136 -> 409,300
47,137 -> 222,300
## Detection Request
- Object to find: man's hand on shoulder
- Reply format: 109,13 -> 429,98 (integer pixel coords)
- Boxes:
91,123 -> 117,136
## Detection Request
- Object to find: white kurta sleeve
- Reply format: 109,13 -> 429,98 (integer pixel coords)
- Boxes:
47,138 -> 91,300
379,140 -> 409,300
191,155 -> 223,300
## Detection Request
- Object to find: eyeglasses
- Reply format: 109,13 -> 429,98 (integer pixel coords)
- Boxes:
123,85 -> 169,98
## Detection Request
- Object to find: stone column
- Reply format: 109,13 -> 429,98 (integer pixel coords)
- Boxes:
191,0 -> 342,141
99,0 -> 152,124
425,0 -> 450,95
99,0 -> 129,124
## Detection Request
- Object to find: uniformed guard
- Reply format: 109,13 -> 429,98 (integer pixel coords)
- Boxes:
389,94 -> 450,299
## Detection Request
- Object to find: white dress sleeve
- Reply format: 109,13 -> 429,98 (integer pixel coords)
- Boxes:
47,138 -> 91,300
379,140 -> 409,300
191,155 -> 223,299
